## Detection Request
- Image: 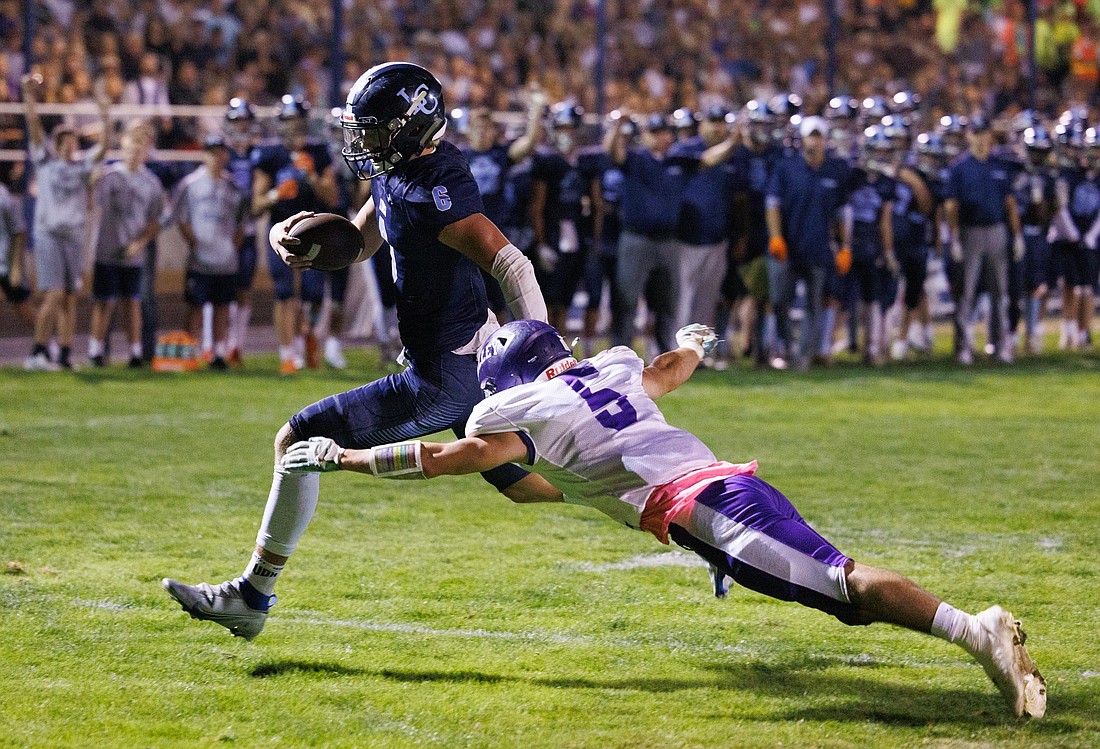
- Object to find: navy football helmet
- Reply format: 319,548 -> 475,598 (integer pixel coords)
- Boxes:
277,94 -> 310,120
477,320 -> 575,396
825,96 -> 859,121
225,97 -> 255,122
549,101 -> 585,130
341,62 -> 447,178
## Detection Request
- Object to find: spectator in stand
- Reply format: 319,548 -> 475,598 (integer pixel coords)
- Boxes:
22,73 -> 109,372
766,116 -> 852,370
169,135 -> 248,371
87,120 -> 164,368
944,116 -> 1024,365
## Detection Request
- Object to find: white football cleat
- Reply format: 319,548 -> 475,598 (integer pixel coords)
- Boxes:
23,352 -> 59,371
969,606 -> 1046,718
162,578 -> 270,641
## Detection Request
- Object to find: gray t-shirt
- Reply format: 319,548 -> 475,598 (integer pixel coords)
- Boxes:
94,163 -> 166,267
0,183 -> 26,276
32,144 -> 94,237
170,164 -> 246,275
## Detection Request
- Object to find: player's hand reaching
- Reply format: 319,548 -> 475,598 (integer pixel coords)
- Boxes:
269,210 -> 316,269
675,323 -> 718,358
282,437 -> 345,473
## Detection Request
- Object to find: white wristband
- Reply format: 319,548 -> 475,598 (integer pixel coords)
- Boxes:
367,440 -> 426,479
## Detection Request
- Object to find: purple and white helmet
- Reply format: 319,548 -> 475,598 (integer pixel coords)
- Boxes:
477,320 -> 575,396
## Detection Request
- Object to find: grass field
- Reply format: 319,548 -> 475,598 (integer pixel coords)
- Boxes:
2,350 -> 1099,748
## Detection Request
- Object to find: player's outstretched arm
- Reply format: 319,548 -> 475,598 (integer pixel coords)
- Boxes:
642,324 -> 717,399
281,434 -> 564,503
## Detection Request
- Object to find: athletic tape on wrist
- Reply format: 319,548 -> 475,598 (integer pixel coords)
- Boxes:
367,440 -> 425,479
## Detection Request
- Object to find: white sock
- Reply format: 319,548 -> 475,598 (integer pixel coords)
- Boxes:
202,303 -> 214,353
226,302 -> 239,350
923,323 -> 934,347
931,602 -> 978,654
255,467 -> 320,558
130,342 -> 142,358
235,304 -> 252,351
214,341 -> 227,358
243,550 -> 284,596
88,338 -> 104,357
279,345 -> 295,362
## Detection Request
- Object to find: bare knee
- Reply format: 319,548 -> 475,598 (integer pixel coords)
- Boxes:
274,422 -> 298,461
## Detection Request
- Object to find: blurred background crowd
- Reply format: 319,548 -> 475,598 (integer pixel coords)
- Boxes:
2,0 -> 1099,372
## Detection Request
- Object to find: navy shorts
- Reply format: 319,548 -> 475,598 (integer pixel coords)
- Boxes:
185,271 -> 237,306
92,262 -> 142,301
1021,231 -> 1050,294
236,236 -> 258,291
1,273 -> 30,304
268,243 -> 325,303
545,250 -> 587,308
897,247 -> 928,310
289,349 -> 529,491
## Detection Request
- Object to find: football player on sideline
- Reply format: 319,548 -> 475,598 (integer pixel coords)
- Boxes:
278,319 -> 1046,720
163,63 -> 548,637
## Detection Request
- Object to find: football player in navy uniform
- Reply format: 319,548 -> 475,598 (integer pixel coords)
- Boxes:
223,98 -> 260,367
252,95 -> 340,373
578,138 -> 624,358
531,102 -> 588,335
1047,119 -> 1094,351
163,63 -> 550,640
846,126 -> 900,365
1012,127 -> 1055,354
462,98 -> 544,321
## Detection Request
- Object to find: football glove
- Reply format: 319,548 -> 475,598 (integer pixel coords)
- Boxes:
768,235 -> 788,262
834,247 -> 852,275
676,323 -> 718,358
281,437 -> 344,473
536,243 -> 558,273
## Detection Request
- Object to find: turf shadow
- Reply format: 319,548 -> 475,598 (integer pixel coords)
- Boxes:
251,660 -> 368,678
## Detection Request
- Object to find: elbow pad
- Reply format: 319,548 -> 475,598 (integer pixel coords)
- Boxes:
491,243 -> 548,323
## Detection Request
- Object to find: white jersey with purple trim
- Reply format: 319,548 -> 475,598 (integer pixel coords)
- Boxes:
465,346 -> 716,530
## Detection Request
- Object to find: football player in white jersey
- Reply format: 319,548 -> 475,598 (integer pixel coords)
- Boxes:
280,320 -> 1046,719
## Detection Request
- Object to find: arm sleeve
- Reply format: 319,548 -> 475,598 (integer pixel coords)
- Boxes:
491,243 -> 547,323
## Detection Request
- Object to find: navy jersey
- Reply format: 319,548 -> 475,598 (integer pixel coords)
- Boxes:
228,146 -> 257,235
1011,169 -> 1055,229
890,169 -> 931,255
370,140 -> 489,355
578,148 -> 623,254
530,148 -> 586,250
733,144 -> 784,261
463,143 -> 512,227
1062,168 -> 1100,235
252,140 -> 333,223
945,153 -> 1014,227
619,148 -> 693,238
767,154 -> 851,267
669,135 -> 745,245
848,169 -> 894,260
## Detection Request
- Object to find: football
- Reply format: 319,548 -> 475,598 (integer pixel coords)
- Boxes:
286,213 -> 365,271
